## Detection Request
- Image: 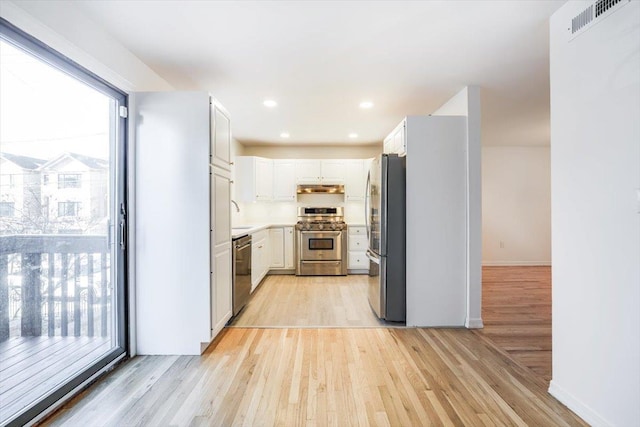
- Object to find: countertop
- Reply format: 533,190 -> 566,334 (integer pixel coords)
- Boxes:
231,223 -> 293,239
231,222 -> 366,239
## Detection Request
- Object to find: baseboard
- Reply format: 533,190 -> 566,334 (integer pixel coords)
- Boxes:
482,261 -> 552,266
548,380 -> 612,427
465,317 -> 484,329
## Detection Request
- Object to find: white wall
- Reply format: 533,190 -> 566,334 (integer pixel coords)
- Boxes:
482,147 -> 551,265
432,86 -> 483,329
550,2 -> 640,426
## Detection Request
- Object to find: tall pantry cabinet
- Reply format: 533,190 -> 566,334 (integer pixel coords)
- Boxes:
135,92 -> 232,355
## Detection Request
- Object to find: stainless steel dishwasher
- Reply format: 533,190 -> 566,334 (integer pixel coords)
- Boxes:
232,234 -> 252,316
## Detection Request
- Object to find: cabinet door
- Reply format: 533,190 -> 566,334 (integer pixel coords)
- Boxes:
284,227 -> 294,269
255,158 -> 273,200
251,241 -> 261,290
345,160 -> 365,201
210,167 -> 232,337
383,136 -> 393,154
320,160 -> 345,183
295,159 -> 322,183
273,160 -> 296,201
212,167 -> 231,247
211,245 -> 232,336
270,228 -> 285,268
211,104 -> 231,170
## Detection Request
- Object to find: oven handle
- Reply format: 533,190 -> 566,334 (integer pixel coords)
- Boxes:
300,231 -> 342,236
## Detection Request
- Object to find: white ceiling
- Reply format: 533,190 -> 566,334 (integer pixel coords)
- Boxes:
73,0 -> 564,147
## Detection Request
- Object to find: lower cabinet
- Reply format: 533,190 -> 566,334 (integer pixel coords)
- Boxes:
270,226 -> 295,271
251,229 -> 270,291
348,226 -> 369,273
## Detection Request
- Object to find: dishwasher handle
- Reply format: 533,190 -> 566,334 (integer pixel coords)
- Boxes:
235,242 -> 252,250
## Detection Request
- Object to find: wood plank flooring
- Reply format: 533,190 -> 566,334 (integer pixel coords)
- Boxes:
476,266 -> 552,381
43,327 -> 585,427
230,274 -> 386,327
0,336 -> 111,425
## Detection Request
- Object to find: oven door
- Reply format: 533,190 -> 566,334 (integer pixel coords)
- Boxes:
300,231 -> 342,260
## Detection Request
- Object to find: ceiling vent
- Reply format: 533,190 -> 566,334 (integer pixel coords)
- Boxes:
569,0 -> 629,40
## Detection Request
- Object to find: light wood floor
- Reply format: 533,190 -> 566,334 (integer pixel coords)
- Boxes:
43,268 -> 573,426
44,327 -> 585,427
476,266 -> 552,382
230,274 -> 386,327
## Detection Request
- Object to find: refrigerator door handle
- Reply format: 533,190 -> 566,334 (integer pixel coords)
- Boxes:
365,171 -> 371,243
366,249 -> 380,264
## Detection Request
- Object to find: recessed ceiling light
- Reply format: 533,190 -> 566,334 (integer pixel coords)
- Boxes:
348,133 -> 358,138
280,132 -> 290,138
359,101 -> 374,109
263,99 -> 278,108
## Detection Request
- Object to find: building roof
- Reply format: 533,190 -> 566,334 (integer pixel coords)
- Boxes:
40,152 -> 109,170
0,152 -> 47,170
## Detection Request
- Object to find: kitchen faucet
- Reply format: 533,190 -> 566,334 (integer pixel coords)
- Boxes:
231,199 -> 240,213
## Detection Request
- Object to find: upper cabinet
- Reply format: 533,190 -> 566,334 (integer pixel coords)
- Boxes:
295,160 -> 322,183
210,100 -> 231,170
235,156 -> 273,202
295,159 -> 345,184
344,160 -> 365,201
272,160 -> 296,201
319,160 -> 345,183
383,119 -> 406,157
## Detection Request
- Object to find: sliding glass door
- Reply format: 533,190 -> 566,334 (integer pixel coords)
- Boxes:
0,19 -> 127,425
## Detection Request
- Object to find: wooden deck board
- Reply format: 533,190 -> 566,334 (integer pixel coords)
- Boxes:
0,336 -> 110,425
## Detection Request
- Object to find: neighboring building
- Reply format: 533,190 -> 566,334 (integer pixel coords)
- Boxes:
0,153 -> 46,234
40,152 -> 109,234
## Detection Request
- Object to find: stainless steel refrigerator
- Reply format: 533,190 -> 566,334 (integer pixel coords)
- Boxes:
365,154 -> 406,322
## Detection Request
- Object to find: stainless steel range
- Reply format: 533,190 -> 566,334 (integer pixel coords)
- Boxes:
295,207 -> 348,276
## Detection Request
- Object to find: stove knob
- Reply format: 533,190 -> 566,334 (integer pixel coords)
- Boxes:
330,223 -> 337,230
318,223 -> 324,230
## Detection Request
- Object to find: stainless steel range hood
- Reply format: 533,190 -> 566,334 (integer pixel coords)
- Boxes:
296,184 -> 345,194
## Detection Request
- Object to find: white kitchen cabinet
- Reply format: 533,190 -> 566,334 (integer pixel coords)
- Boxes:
348,226 -> 369,273
284,227 -> 294,269
251,229 -> 270,291
295,159 -> 346,184
272,160 -> 296,201
235,156 -> 273,202
345,160 -> 365,201
384,120 -> 406,156
135,91 -> 231,355
269,227 -> 285,268
269,226 -> 295,271
210,101 -> 231,170
320,160 -> 345,183
295,159 -> 322,183
210,166 -> 232,338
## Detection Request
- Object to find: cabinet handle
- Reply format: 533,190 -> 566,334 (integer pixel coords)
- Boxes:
230,161 -> 234,165
230,180 -> 234,184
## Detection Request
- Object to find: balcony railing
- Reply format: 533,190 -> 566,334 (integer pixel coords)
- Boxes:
0,234 -> 111,342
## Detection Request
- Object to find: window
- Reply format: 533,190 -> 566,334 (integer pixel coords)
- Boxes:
58,173 -> 81,189
0,202 -> 14,217
1,17 -> 128,427
58,201 -> 80,217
